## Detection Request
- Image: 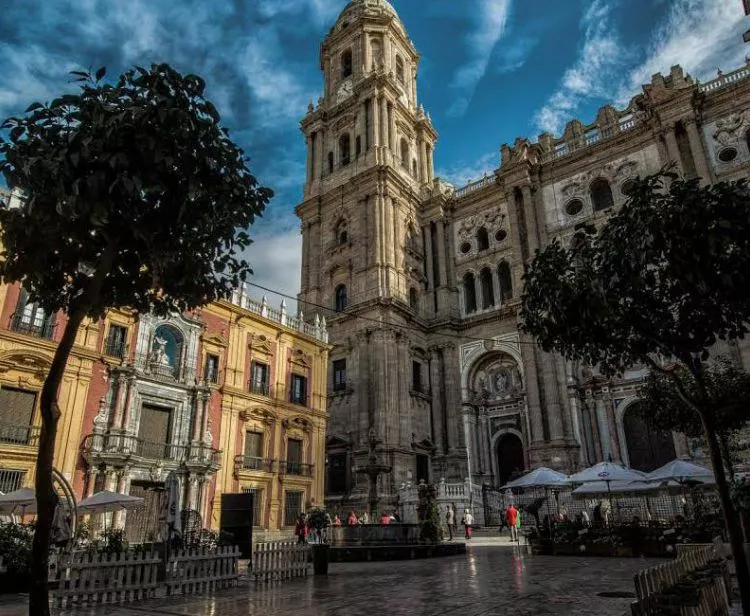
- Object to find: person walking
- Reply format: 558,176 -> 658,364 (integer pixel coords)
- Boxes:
294,513 -> 308,545
380,511 -> 391,525
514,507 -> 522,543
446,505 -> 455,541
462,509 -> 474,541
347,511 -> 358,526
506,504 -> 519,542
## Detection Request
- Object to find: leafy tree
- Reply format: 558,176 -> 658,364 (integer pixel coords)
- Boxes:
0,64 -> 272,615
636,358 -> 750,474
520,172 -> 750,613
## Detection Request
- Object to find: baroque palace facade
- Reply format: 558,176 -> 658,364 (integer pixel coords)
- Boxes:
0,216 -> 330,540
296,0 -> 750,509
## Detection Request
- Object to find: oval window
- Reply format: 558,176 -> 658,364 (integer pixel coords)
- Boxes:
620,179 -> 637,197
460,242 -> 471,254
718,147 -> 738,163
495,229 -> 507,243
564,199 -> 584,216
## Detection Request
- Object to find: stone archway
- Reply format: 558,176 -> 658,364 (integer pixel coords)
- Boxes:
622,401 -> 676,472
495,432 -> 524,486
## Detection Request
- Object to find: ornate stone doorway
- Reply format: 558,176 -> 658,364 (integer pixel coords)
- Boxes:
496,432 -> 524,486
623,402 -> 676,472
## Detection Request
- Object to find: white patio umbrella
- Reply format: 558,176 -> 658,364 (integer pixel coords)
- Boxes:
572,480 -> 666,496
77,490 -> 144,513
568,461 -> 647,485
642,459 -> 715,485
502,467 -> 571,489
0,487 -> 36,514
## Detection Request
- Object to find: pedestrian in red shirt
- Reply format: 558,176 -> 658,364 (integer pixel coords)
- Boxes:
506,505 -> 519,541
380,512 -> 391,525
347,511 -> 358,526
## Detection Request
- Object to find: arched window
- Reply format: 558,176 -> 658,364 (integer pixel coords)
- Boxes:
409,287 -> 418,311
396,55 -> 405,85
498,261 -> 513,302
341,49 -> 353,79
328,152 -> 334,174
339,134 -> 351,167
334,284 -> 348,312
590,178 -> 614,212
400,138 -> 409,170
476,227 -> 489,251
463,273 -> 477,314
479,267 -> 494,309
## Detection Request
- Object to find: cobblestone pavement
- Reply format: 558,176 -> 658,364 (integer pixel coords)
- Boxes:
0,546 -> 662,616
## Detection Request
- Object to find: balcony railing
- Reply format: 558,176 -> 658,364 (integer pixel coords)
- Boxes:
249,381 -> 270,396
104,338 -> 127,359
234,455 -> 275,473
133,354 -> 183,382
83,433 -> 221,467
9,315 -> 55,340
0,422 -> 40,447
279,460 -> 314,477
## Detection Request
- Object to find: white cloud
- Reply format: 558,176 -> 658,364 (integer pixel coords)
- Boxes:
437,151 -> 498,187
447,0 -> 512,118
620,0 -> 747,102
245,227 -> 302,312
534,0 -> 629,134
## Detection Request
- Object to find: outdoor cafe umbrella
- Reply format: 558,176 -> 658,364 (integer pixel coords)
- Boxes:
501,467 -> 570,490
642,459 -> 715,485
0,487 -> 36,514
77,490 -> 144,513
569,462 -> 646,522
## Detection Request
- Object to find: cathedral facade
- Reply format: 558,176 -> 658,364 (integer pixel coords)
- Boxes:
296,0 -> 750,509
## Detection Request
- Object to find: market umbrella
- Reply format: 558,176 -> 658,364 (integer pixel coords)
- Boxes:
0,487 -> 36,514
77,490 -> 144,513
642,459 -> 715,485
569,462 -> 646,523
501,467 -> 571,489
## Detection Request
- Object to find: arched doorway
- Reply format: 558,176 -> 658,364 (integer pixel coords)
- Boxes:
623,402 -> 676,472
496,433 -> 524,486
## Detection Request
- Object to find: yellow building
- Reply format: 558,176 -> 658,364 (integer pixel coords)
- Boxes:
0,187 -> 330,539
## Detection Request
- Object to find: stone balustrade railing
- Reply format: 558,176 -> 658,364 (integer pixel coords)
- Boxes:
454,175 -> 495,199
700,62 -> 750,94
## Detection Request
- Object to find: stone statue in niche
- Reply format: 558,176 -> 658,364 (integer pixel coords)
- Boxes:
494,368 -> 510,393
151,336 -> 169,365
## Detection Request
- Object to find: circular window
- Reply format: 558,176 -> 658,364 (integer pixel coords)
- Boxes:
495,229 -> 507,243
718,147 -> 738,163
564,199 -> 584,216
620,179 -> 637,197
460,242 -> 471,254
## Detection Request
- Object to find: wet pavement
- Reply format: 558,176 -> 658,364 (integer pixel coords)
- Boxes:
0,546 -> 662,616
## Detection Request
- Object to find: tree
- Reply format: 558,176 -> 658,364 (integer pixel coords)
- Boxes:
0,64 -> 272,616
520,172 -> 750,614
636,358 -> 750,475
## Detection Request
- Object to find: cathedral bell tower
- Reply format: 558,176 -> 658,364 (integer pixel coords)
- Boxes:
296,0 -> 446,510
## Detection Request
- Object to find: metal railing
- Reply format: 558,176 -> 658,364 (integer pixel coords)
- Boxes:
9,315 -> 55,340
0,422 -> 40,446
234,455 -> 275,473
249,381 -> 270,396
279,461 -> 314,477
83,433 -> 221,467
104,338 -> 127,359
0,469 -> 25,494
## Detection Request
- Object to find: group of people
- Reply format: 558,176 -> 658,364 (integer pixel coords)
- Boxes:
444,506 -> 475,541
340,510 -> 401,526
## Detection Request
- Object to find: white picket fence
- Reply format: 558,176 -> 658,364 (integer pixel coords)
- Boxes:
631,543 -> 730,615
166,545 -> 239,595
49,550 -> 161,607
252,541 -> 309,582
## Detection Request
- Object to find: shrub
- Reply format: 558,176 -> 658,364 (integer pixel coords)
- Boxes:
0,523 -> 34,593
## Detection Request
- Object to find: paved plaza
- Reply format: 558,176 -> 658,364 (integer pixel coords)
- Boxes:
0,546 -> 662,616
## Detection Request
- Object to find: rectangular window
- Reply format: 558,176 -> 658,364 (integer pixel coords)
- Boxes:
286,438 -> 303,475
328,453 -> 348,495
0,388 -> 37,445
241,487 -> 264,527
283,491 -> 303,526
290,373 -> 307,406
332,359 -> 347,392
244,431 -> 263,459
250,361 -> 269,395
412,361 -> 423,393
0,469 -> 25,494
138,404 -> 171,459
204,353 -> 219,384
104,324 -> 128,358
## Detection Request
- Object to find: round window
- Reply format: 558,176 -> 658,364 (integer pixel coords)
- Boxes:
620,179 -> 637,197
718,147 -> 738,163
460,242 -> 471,254
564,199 -> 584,216
495,229 -> 507,243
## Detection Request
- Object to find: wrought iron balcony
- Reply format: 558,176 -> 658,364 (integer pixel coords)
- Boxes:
234,455 -> 275,473
83,433 -> 220,467
249,381 -> 270,396
9,315 -> 55,340
103,338 -> 127,359
279,460 -> 314,477
0,422 -> 40,447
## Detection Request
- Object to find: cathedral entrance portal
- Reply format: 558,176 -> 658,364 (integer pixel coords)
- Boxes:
496,433 -> 524,486
623,402 -> 676,472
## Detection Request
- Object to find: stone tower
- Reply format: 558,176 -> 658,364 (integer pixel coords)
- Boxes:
297,0 -> 464,511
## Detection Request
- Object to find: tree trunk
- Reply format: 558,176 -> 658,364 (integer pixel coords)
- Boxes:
718,431 -> 735,481
29,306 -> 86,616
700,411 -> 750,615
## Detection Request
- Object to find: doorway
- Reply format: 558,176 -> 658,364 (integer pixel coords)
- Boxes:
496,433 -> 524,486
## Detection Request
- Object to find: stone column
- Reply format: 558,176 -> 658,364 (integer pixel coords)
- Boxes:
412,69 -> 417,107
86,468 -> 98,498
684,118 -> 712,184
595,397 -> 612,461
200,393 -> 210,441
380,96 -> 388,151
192,394 -> 203,443
423,225 -> 434,290
420,140 -> 429,183
520,339 -> 545,445
462,406 -> 474,478
603,392 -> 622,462
114,469 -> 130,528
663,125 -> 683,174
372,93 -> 380,148
429,350 -> 444,452
305,135 -> 312,185
111,374 -> 126,430
435,220 -> 447,288
521,185 -> 539,255
542,356 -> 564,441
389,103 -> 396,151
120,375 -> 136,433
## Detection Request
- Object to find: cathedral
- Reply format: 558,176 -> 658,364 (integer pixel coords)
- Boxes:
295,0 -> 750,509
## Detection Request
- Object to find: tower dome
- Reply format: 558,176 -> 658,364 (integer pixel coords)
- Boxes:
335,0 -> 399,27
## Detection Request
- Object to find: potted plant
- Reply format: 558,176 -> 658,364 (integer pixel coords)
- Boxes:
306,508 -> 330,575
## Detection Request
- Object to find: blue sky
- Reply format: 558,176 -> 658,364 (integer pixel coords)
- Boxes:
0,0 -> 748,306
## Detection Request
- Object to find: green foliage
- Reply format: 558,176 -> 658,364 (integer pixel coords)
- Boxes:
306,507 -> 329,532
101,528 -> 127,554
417,483 -> 442,544
521,172 -> 750,374
0,523 -> 33,576
0,63 -> 272,319
636,358 -> 750,438
731,478 -> 750,514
